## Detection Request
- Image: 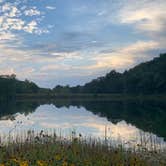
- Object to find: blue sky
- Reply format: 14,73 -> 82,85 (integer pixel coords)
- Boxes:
0,0 -> 166,88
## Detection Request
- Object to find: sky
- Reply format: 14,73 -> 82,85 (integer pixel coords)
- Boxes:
0,0 -> 166,88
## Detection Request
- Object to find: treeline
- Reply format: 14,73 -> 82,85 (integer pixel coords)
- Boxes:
53,53 -> 166,94
0,75 -> 39,100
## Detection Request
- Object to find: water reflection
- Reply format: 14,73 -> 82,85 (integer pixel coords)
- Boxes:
0,99 -> 166,150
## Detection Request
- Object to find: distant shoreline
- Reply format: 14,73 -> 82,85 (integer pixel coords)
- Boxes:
15,93 -> 166,101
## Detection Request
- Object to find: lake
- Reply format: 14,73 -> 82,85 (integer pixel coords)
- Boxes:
0,99 -> 166,150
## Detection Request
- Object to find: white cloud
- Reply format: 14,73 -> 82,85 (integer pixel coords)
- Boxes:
0,32 -> 16,40
3,18 -> 25,31
118,0 -> 166,32
1,3 -> 20,17
41,65 -> 60,71
17,68 -> 35,78
2,3 -> 12,12
23,20 -> 38,33
24,9 -> 41,16
46,6 -> 56,10
41,64 -> 70,72
0,1 -> 48,40
122,41 -> 159,54
0,39 -> 82,80
0,68 -> 15,75
81,41 -> 160,71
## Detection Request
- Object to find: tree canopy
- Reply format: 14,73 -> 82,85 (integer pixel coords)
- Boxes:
0,76 -> 39,100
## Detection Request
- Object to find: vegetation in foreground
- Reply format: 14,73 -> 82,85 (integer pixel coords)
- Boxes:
0,131 -> 166,166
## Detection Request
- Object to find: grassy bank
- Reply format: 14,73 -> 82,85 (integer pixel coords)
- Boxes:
0,131 -> 166,166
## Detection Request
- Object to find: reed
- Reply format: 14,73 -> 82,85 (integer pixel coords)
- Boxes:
0,130 -> 166,166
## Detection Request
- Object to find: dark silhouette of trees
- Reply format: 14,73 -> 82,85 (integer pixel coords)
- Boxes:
16,79 -> 39,94
53,85 -> 71,94
0,75 -> 39,100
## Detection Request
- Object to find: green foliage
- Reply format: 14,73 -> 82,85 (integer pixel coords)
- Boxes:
0,75 -> 16,100
53,85 -> 71,94
0,75 -> 39,100
15,79 -> 39,94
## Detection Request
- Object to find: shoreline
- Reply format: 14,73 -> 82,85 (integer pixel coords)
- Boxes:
15,93 -> 166,101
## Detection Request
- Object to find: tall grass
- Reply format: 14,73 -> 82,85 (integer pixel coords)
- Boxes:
0,130 -> 166,166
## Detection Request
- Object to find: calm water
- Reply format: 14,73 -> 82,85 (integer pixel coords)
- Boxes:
0,99 -> 166,150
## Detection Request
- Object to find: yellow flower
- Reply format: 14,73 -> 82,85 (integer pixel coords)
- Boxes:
20,161 -> 29,166
55,154 -> 61,161
37,160 -> 47,166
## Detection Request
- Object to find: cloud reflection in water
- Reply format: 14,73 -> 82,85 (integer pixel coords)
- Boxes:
0,104 -> 165,150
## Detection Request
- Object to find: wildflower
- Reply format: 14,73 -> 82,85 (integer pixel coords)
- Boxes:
20,161 -> 29,166
37,160 -> 47,166
55,154 -> 61,161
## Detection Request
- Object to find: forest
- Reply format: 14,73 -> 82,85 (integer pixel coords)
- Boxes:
0,74 -> 39,100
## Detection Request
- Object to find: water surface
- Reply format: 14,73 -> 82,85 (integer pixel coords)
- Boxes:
0,99 -> 166,150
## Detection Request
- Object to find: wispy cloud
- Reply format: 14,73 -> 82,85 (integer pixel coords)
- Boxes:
79,41 -> 160,71
46,6 -> 56,10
